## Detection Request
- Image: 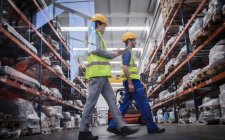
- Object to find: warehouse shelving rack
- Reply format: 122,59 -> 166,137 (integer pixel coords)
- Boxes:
0,0 -> 87,120
144,0 -> 225,122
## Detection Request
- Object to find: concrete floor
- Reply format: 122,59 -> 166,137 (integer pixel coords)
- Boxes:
20,124 -> 225,140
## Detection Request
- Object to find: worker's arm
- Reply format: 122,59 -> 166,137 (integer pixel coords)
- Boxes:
122,51 -> 135,93
91,33 -> 131,59
122,65 -> 135,93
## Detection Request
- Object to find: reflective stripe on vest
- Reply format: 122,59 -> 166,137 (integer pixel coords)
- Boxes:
121,50 -> 140,81
85,30 -> 111,79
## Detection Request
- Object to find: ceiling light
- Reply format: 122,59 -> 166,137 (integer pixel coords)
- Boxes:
61,27 -> 148,32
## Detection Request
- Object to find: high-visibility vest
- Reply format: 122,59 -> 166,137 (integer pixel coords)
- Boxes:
121,50 -> 140,81
85,30 -> 111,80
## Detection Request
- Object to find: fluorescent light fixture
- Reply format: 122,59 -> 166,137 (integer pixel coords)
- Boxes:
61,27 -> 148,32
73,48 -> 143,51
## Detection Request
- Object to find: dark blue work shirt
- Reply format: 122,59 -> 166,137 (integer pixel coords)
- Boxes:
122,50 -> 131,65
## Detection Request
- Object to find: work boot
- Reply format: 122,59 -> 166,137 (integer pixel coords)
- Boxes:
78,131 -> 99,140
107,126 -> 121,135
120,126 -> 139,137
148,128 -> 165,134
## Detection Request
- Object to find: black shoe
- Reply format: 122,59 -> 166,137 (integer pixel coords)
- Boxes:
120,126 -> 139,137
107,127 -> 121,135
78,131 -> 99,140
148,128 -> 165,134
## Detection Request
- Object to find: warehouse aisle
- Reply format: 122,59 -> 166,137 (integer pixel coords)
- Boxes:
20,124 -> 225,140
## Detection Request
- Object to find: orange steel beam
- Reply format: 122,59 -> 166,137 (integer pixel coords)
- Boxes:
152,70 -> 225,109
0,77 -> 82,110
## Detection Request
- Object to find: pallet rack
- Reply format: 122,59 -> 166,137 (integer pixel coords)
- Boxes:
144,0 -> 225,122
0,0 -> 87,129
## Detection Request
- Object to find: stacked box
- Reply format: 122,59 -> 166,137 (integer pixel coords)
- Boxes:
208,39 -> 225,67
189,18 -> 204,43
219,83 -> 225,118
0,99 -> 40,134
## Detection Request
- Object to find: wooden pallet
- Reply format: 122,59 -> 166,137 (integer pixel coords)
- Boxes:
190,29 -> 208,46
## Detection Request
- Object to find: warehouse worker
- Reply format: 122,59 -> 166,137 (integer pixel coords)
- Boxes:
107,32 -> 165,135
78,14 -> 139,140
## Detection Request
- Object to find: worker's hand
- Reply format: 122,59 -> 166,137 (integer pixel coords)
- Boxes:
112,51 -> 120,57
114,49 -> 123,55
128,83 -> 135,93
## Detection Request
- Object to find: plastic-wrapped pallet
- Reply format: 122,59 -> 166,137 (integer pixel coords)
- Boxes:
156,74 -> 165,83
41,85 -> 52,95
0,99 -> 40,132
209,39 -> 225,67
169,111 -> 175,123
63,116 -> 75,129
219,90 -> 225,118
41,113 -> 50,133
43,106 -> 63,129
175,45 -> 189,67
3,23 -> 37,54
204,0 -> 225,27
41,56 -> 51,66
50,88 -> 62,99
52,65 -> 64,76
159,90 -> 169,101
75,100 -> 84,108
185,100 -> 195,110
164,58 -> 176,75
1,66 -> 40,89
220,83 -> 225,93
63,112 -> 71,120
199,98 -> 221,122
157,109 -> 163,123
189,18 -> 204,43
162,35 -> 178,54
148,63 -> 156,76
74,114 -> 81,128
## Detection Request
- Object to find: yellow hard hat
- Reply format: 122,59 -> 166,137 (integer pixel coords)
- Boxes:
91,14 -> 109,26
121,32 -> 137,42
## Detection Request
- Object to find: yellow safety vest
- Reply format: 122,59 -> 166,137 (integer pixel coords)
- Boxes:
85,30 -> 111,80
121,50 -> 140,81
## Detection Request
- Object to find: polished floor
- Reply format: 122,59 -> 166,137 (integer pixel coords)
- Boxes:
20,124 -> 225,140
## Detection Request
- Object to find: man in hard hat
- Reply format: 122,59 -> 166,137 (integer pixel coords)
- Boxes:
107,32 -> 165,135
78,14 -> 139,140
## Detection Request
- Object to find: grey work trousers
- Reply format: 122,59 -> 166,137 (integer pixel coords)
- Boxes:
80,77 -> 126,132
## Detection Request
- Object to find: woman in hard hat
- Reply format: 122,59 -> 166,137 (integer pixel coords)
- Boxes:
78,14 -> 139,140
107,32 -> 165,135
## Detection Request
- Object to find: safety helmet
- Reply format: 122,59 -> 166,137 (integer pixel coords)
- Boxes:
121,32 -> 137,42
91,14 -> 109,26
